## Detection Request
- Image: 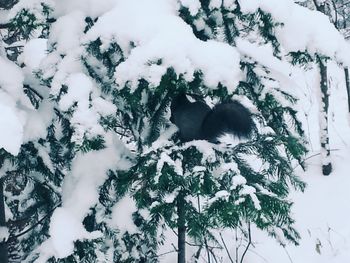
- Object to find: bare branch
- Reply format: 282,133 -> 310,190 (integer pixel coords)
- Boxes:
219,233 -> 234,263
0,23 -> 10,29
240,223 -> 252,263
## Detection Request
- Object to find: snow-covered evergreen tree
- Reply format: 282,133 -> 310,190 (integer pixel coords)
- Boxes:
0,0 -> 350,262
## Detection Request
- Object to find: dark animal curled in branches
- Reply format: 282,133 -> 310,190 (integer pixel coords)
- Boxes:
170,93 -> 254,142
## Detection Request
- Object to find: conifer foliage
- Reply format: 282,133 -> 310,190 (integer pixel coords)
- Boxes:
0,0 -> 349,262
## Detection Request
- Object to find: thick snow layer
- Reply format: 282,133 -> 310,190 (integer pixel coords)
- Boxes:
22,100 -> 54,143
236,38 -> 291,77
0,57 -> 28,155
20,38 -> 47,69
238,0 -> 350,66
53,0 -> 116,18
1,38 -> 49,150
85,0 -> 242,91
0,57 -> 25,103
49,207 -> 102,258
61,134 -> 128,221
49,11 -> 86,55
44,133 -> 132,259
59,73 -> 107,144
59,73 -> 93,111
0,103 -> 24,155
110,196 -> 138,234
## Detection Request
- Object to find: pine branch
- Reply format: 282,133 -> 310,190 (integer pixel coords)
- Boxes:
7,202 -> 61,242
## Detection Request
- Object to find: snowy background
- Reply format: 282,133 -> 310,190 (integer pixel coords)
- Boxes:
242,62 -> 350,263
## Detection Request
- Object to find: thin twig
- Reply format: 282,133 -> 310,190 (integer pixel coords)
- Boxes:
305,149 -> 340,161
219,233 -> 234,263
292,149 -> 340,171
283,246 -> 294,263
154,249 -> 177,259
240,223 -> 252,263
171,243 -> 178,252
205,238 -> 211,263
247,248 -> 268,262
330,0 -> 339,29
24,84 -> 44,101
194,246 -> 203,262
170,228 -> 221,249
208,248 -> 219,263
235,229 -> 239,263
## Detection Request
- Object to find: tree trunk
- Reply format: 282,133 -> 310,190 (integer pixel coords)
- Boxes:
317,56 -> 332,176
344,67 -> 350,113
177,191 -> 186,263
0,179 -> 8,263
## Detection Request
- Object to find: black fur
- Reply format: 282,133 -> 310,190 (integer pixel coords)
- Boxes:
170,93 -> 253,142
170,93 -> 211,141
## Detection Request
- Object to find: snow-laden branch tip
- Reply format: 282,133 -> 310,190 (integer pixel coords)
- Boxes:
238,0 -> 350,66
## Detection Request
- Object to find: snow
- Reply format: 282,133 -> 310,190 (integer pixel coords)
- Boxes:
61,134 -> 128,221
240,185 -> 261,210
59,73 -> 92,111
244,151 -> 350,263
184,140 -> 216,162
85,0 -> 242,91
22,100 -> 54,143
0,57 -> 28,155
53,0 -> 116,18
0,226 -> 9,242
223,0 -> 236,10
238,0 -> 350,66
0,103 -> 24,155
92,97 -> 117,116
20,38 -> 48,69
208,190 -> 230,204
236,38 -> 292,77
49,207 -> 102,258
148,125 -> 178,152
209,0 -> 222,10
42,133 -> 132,259
60,73 -> 106,144
0,57 -> 26,103
45,10 -> 87,99
220,162 -> 238,172
8,0 -> 54,25
156,152 -> 183,181
178,0 -> 201,15
49,11 -> 86,55
221,61 -> 350,263
110,196 -> 138,234
230,175 -> 247,190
